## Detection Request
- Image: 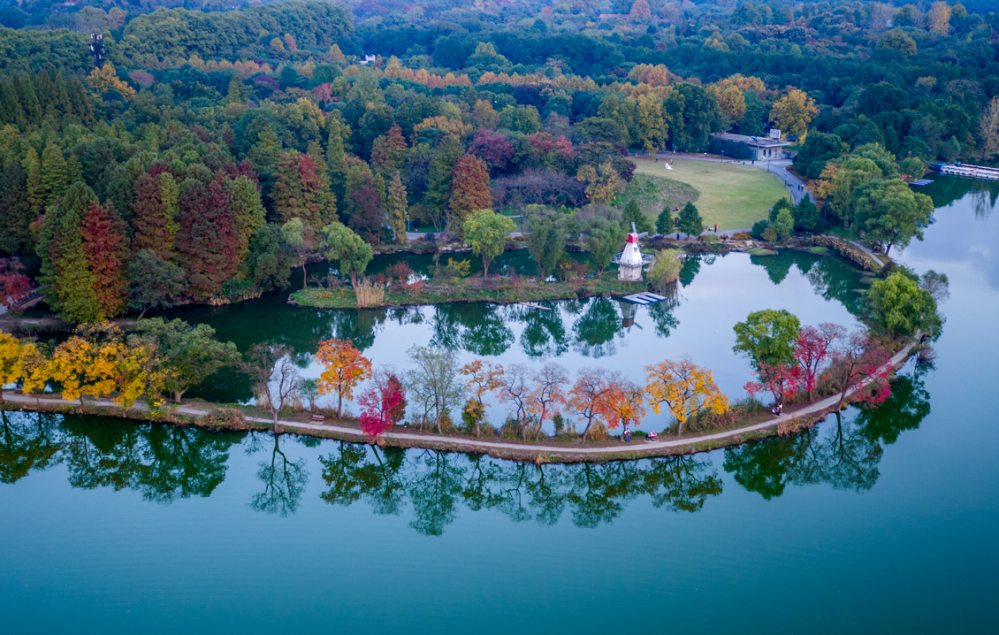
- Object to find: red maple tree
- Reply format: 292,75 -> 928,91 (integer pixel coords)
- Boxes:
80,200 -> 127,317
357,370 -> 407,439
744,362 -> 803,406
831,331 -> 893,409
794,323 -> 845,401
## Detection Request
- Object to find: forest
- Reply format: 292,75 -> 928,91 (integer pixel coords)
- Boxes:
0,0 -> 993,324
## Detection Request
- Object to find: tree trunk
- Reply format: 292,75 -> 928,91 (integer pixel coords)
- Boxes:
137,306 -> 149,320
482,255 -> 489,278
272,409 -> 281,434
579,416 -> 593,443
302,263 -> 308,289
174,390 -> 183,404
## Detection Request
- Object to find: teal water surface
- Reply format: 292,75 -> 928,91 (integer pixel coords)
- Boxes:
1,177 -> 997,633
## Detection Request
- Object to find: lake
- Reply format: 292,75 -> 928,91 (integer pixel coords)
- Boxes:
1,176 -> 996,633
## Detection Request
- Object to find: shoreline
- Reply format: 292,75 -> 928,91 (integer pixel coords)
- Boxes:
0,340 -> 917,464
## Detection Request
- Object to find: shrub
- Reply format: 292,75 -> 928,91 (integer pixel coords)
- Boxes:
751,219 -> 769,240
700,234 -> 719,243
647,249 -> 682,292
731,232 -> 752,240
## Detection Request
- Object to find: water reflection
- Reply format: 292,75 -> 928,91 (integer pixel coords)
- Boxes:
724,366 -> 930,500
248,432 -> 309,516
0,411 -> 62,484
319,444 -> 723,535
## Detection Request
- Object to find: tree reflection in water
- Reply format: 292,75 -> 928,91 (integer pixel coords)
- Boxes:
318,445 -> 724,535
248,432 -> 309,516
723,366 -> 931,499
0,411 -> 62,484
572,297 -> 623,358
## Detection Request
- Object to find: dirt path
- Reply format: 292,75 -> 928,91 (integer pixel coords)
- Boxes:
2,342 -> 916,459
849,240 -> 885,268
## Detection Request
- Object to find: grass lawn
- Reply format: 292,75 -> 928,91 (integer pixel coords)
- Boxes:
630,157 -> 791,230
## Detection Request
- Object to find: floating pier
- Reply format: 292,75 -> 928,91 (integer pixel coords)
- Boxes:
932,163 -> 999,181
622,292 -> 669,305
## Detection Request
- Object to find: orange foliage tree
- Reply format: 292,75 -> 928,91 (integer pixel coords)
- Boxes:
526,362 -> 569,441
460,359 -> 503,437
567,367 -> 621,441
315,338 -> 372,417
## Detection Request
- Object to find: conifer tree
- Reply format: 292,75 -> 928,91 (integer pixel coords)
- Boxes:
326,112 -> 351,201
621,198 -> 653,234
41,141 -> 68,207
270,151 -> 307,225
371,124 -> 408,173
0,160 -> 31,254
174,179 -> 240,301
386,171 -> 408,244
15,75 -> 41,124
424,136 -> 464,228
24,147 -> 43,216
678,202 -> 704,237
250,125 -> 282,177
36,182 -> 103,322
131,172 -> 172,258
80,200 -> 128,317
224,175 -> 266,257
448,154 -> 492,232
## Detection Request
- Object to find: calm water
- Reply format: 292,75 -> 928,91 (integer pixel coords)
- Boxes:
1,177 -> 997,633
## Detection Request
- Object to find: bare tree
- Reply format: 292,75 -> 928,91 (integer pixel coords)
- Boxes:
405,345 -> 463,433
244,343 -> 303,433
527,362 -> 570,441
498,364 -> 532,440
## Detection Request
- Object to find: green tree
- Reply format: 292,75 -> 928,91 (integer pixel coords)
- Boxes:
773,207 -> 794,242
385,171 -> 408,244
655,205 -> 673,235
423,137 -> 464,229
853,179 -> 933,257
127,249 -> 185,319
281,217 -> 315,289
41,141 -> 68,207
133,318 -> 240,403
524,211 -> 566,282
678,202 -> 704,237
463,209 -> 515,278
242,223 -> 294,290
583,216 -> 625,276
621,198 -> 653,234
321,222 -> 373,288
866,272 -> 940,339
733,309 -> 802,369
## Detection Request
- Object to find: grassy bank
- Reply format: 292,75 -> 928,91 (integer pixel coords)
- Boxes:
290,271 -> 647,309
631,157 -> 790,230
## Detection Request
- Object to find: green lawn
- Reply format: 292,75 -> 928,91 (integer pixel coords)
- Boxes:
630,158 -> 791,231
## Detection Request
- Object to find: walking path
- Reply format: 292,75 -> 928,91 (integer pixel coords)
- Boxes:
1,341 -> 916,459
848,240 -> 885,268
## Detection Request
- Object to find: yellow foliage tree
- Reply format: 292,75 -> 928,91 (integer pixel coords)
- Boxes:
0,332 -> 20,404
460,359 -> 504,437
49,336 -> 90,403
928,1 -> 951,36
716,85 -> 747,122
577,162 -> 624,206
113,342 -> 169,409
88,63 -> 136,101
17,342 -> 50,406
413,116 -> 471,138
644,358 -> 729,435
769,89 -> 818,142
628,63 -> 671,87
315,338 -> 372,417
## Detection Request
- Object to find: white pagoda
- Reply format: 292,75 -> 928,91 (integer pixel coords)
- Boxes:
613,223 -> 654,281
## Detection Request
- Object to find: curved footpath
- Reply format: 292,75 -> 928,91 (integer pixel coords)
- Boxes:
1,341 -> 918,461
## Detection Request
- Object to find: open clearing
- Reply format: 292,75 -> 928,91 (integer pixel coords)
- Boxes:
631,157 -> 790,230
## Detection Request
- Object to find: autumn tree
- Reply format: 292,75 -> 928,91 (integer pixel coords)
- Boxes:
448,154 -> 492,232
979,96 -> 999,158
769,89 -> 818,141
131,171 -> 179,259
357,369 -> 407,439
315,338 -> 373,417
831,331 -> 893,409
603,379 -> 647,435
371,124 -> 408,173
463,209 -> 515,277
794,323 -> 845,401
645,359 -> 729,435
577,161 -> 624,206
344,163 -> 382,244
0,257 -> 31,333
174,179 -> 240,301
87,63 -> 135,101
0,332 -> 20,404
744,362 -> 802,406
524,362 -> 569,441
567,367 -> 619,441
460,359 -> 504,437
80,200 -> 128,318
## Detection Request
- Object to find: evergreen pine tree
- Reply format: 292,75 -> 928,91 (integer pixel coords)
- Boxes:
621,198 -> 653,234
250,125 -> 282,177
0,160 -> 32,254
678,202 -> 704,238
656,204 -> 673,235
131,172 -> 172,258
224,174 -> 267,258
270,151 -> 306,224
14,75 -> 41,125
424,136 -> 464,227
